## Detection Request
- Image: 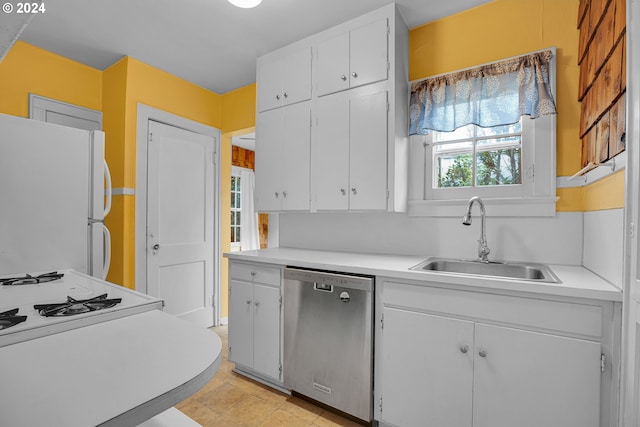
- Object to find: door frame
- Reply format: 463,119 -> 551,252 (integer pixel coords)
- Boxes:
135,104 -> 222,325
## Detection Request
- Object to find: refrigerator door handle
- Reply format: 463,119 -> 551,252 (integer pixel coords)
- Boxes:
102,222 -> 111,280
104,159 -> 112,218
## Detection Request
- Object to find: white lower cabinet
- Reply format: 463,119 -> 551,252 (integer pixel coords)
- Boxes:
381,308 -> 474,427
228,261 -> 282,383
472,323 -> 600,427
378,281 -> 607,427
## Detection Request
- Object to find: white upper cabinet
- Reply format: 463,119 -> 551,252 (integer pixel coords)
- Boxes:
255,3 -> 408,212
256,102 -> 311,211
314,90 -> 388,211
257,47 -> 312,113
316,18 -> 389,97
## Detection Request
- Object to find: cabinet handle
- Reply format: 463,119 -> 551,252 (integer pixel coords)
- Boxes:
351,187 -> 357,195
352,72 -> 358,78
246,299 -> 251,305
275,192 -> 279,198
340,188 -> 346,195
459,345 -> 469,354
340,75 -> 347,81
255,301 -> 260,307
478,350 -> 487,358
276,94 -> 281,100
283,92 -> 288,98
282,191 -> 287,198
250,271 -> 256,277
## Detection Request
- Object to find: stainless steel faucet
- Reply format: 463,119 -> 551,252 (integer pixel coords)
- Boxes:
462,196 -> 491,263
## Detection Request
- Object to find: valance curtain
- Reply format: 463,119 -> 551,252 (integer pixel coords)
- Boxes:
409,50 -> 557,134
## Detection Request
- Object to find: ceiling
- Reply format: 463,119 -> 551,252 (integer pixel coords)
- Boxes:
11,0 -> 492,94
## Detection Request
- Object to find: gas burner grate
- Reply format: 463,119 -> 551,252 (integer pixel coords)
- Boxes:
0,308 -> 27,330
1,271 -> 64,286
34,294 -> 122,317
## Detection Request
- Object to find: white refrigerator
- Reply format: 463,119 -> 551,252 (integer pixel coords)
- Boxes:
0,113 -> 112,279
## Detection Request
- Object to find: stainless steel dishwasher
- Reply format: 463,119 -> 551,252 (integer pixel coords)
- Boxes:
283,267 -> 374,422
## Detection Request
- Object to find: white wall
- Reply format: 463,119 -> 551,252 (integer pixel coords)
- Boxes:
583,208 -> 624,288
279,211 -> 584,266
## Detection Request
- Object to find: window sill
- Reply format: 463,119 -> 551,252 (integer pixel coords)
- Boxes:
408,196 -> 558,217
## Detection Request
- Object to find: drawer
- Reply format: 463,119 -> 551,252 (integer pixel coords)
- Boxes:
382,280 -> 603,339
230,262 -> 281,286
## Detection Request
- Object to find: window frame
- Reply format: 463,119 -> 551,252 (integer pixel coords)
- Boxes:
230,167 -> 243,251
408,49 -> 557,218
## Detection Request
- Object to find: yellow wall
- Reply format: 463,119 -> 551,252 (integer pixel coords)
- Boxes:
0,41 -> 102,117
409,0 -> 623,211
410,0 -> 581,177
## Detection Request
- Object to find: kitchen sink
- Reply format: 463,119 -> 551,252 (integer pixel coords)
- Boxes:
409,257 -> 561,283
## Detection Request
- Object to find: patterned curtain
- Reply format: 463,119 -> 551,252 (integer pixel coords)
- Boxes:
409,50 -> 557,134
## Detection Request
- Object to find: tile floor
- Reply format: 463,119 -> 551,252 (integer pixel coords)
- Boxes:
177,326 -> 364,427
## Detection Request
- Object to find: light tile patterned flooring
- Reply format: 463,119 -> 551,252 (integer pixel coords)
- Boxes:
177,326 -> 363,427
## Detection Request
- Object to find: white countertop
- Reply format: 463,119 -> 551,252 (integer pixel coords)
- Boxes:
0,310 -> 222,427
225,247 -> 622,302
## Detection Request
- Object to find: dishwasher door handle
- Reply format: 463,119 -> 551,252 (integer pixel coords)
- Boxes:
313,282 -> 333,293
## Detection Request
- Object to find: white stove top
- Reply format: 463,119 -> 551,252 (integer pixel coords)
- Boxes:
0,269 -> 163,347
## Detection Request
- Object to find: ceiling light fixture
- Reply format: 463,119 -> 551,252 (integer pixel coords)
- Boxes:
228,0 -> 262,8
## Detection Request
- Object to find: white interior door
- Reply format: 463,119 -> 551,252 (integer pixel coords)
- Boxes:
147,120 -> 215,327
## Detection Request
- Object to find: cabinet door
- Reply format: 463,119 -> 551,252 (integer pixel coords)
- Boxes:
258,48 -> 312,112
349,18 -> 388,89
316,32 -> 350,96
257,57 -> 283,112
281,103 -> 311,211
283,47 -> 312,106
253,284 -> 281,380
314,95 -> 350,210
228,280 -> 254,369
349,90 -> 388,210
255,109 -> 282,211
473,323 -> 601,427
381,307 -> 474,427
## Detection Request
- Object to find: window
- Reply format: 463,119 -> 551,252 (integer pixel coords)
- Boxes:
231,174 -> 241,251
408,49 -> 557,217
433,121 -> 522,189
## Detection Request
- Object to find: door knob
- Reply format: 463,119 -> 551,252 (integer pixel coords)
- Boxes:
152,243 -> 160,255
